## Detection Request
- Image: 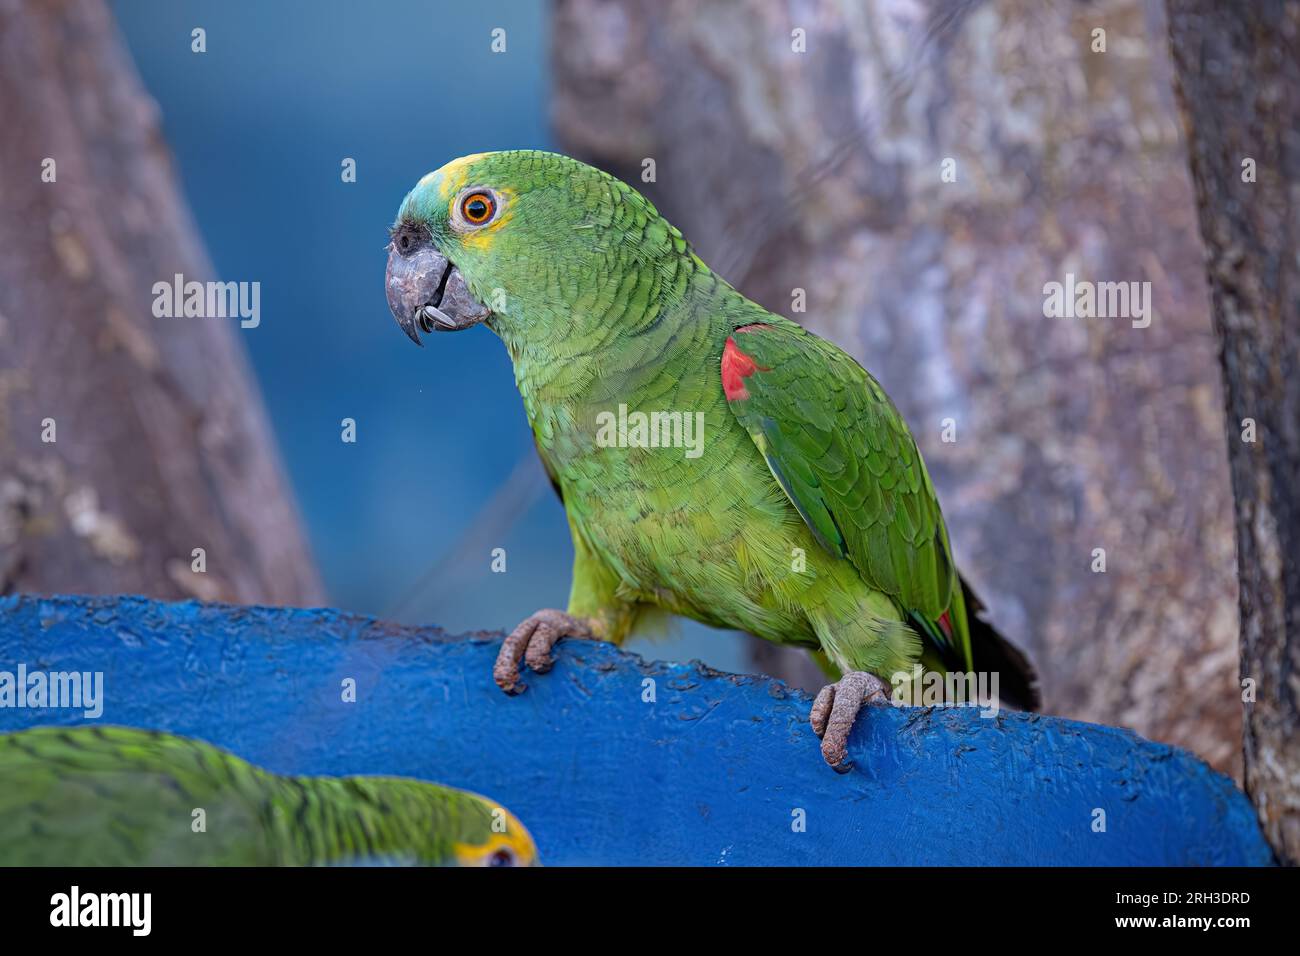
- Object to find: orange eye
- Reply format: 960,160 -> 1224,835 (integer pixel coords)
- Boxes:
461,192 -> 495,225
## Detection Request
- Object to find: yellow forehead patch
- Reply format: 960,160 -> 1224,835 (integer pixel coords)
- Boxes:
452,827 -> 538,867
425,152 -> 492,201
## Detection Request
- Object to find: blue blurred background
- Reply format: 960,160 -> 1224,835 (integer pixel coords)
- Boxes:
111,0 -> 749,672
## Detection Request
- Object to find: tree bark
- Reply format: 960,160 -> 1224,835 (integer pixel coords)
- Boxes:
1166,0 -> 1299,864
0,0 -> 321,605
551,0 -> 1243,775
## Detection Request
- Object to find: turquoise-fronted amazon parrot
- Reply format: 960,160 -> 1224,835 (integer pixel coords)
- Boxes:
385,150 -> 1039,771
0,725 -> 537,866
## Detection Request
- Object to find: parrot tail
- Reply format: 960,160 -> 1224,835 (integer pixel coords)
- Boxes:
960,573 -> 1041,712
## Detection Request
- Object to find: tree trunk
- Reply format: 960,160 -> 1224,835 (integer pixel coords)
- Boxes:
551,0 -> 1243,775
1166,0 -> 1299,865
0,0 -> 321,605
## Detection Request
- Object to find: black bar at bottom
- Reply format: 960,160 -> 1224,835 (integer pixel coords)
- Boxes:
0,866 -> 1289,940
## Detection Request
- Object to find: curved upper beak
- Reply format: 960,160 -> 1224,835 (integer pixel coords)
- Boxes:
385,242 -> 491,346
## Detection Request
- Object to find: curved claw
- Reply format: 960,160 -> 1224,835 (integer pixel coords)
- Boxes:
809,671 -> 891,772
493,609 -> 592,695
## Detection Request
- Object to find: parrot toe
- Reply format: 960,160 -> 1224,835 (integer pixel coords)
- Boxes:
493,609 -> 593,694
809,671 -> 891,772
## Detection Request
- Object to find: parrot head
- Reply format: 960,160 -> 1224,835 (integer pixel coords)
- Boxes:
386,149 -> 689,348
337,776 -> 540,867
439,787 -> 540,868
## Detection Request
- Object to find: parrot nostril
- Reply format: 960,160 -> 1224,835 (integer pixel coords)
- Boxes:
391,221 -> 431,257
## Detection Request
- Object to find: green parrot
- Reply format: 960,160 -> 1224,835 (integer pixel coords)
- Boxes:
0,725 -> 538,866
385,150 -> 1039,771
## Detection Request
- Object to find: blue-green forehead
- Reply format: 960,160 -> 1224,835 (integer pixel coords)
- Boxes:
396,152 -> 498,223
396,175 -> 449,224
392,150 -> 632,226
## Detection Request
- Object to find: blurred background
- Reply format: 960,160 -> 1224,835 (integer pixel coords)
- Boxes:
0,0 -> 1244,776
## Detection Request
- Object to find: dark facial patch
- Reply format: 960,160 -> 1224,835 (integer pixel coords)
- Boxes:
389,221 -> 431,257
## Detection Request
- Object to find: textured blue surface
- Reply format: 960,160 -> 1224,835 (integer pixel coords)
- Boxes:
0,595 -> 1273,866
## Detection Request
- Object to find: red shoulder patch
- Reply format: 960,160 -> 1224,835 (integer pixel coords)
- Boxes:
721,332 -> 770,401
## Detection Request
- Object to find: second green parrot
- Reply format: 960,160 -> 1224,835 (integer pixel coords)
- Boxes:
386,150 -> 1039,771
0,725 -> 537,866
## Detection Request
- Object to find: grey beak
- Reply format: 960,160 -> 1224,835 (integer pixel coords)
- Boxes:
385,242 -> 491,346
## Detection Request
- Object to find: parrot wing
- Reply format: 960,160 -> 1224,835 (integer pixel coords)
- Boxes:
0,726 -> 275,865
720,319 -> 971,669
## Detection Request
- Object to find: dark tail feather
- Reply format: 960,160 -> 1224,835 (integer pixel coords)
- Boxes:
961,574 -> 1041,711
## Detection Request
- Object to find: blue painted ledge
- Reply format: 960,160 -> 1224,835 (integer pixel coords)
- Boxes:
0,595 -> 1273,866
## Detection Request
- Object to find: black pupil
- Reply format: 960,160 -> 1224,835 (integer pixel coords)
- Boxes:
399,234 -> 409,250
467,198 -> 489,220
489,849 -> 514,867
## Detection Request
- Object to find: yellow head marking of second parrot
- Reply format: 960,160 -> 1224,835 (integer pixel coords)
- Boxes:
451,806 -> 540,867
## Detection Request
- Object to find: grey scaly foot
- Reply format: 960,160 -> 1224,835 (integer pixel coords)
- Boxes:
809,671 -> 891,772
492,609 -> 592,694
